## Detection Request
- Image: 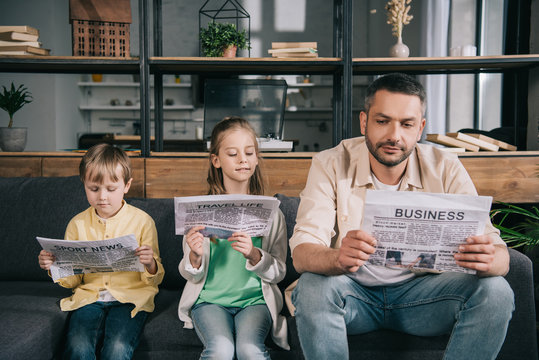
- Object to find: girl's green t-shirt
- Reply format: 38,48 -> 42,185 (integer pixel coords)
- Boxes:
196,236 -> 265,308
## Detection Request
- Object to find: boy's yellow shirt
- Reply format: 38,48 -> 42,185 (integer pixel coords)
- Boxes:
57,201 -> 164,317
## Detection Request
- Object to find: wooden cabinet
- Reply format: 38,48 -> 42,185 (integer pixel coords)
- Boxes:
1,152 -> 537,203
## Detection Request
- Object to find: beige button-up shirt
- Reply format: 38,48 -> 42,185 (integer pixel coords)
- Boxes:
288,137 -> 503,293
58,202 -> 164,317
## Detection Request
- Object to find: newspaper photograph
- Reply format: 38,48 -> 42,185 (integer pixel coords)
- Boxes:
175,194 -> 280,238
36,234 -> 144,281
362,190 -> 494,274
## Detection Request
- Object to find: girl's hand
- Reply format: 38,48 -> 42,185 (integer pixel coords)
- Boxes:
186,225 -> 205,268
229,231 -> 261,266
135,245 -> 157,274
38,250 -> 55,271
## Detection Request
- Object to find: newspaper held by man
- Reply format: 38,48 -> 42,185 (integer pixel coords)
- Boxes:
36,234 -> 144,281
362,190 -> 494,274
174,194 -> 280,239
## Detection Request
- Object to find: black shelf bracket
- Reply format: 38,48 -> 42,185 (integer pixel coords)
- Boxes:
139,0 -> 151,157
154,0 -> 164,152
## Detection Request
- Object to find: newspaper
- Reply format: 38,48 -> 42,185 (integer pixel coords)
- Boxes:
174,194 -> 280,238
37,234 -> 144,281
362,190 -> 493,274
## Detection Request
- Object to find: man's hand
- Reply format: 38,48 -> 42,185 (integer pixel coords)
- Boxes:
337,230 -> 377,273
454,234 -> 508,276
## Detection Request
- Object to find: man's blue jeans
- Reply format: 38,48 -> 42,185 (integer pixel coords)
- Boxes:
63,301 -> 147,360
292,272 -> 514,360
191,302 -> 272,360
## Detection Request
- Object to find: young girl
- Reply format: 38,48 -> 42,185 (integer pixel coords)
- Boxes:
178,116 -> 289,359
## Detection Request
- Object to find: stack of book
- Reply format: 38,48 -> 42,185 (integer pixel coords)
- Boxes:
426,132 -> 517,152
0,25 -> 50,55
268,42 -> 318,58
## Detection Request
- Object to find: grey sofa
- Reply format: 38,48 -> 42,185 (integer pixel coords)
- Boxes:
0,176 -> 536,360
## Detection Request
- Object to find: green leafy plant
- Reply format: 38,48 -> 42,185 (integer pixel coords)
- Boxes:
490,202 -> 539,248
0,82 -> 32,128
200,22 -> 249,57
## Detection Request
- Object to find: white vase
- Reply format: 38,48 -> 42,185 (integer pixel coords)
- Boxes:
0,127 -> 27,152
390,37 -> 410,58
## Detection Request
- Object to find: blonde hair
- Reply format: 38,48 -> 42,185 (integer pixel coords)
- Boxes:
79,143 -> 132,184
207,116 -> 265,195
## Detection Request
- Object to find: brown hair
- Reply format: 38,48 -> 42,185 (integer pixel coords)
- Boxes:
79,143 -> 132,184
207,116 -> 265,195
364,73 -> 427,115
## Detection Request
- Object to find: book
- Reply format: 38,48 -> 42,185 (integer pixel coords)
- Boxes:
0,51 -> 37,55
446,132 -> 499,151
268,47 -> 318,54
426,134 -> 480,152
0,25 -> 39,36
271,42 -> 317,49
0,40 -> 41,47
437,147 -> 466,153
462,133 -> 517,151
0,45 -> 49,56
0,31 -> 39,42
271,52 -> 318,58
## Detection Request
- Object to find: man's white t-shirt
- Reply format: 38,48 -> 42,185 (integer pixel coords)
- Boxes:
345,173 -> 417,286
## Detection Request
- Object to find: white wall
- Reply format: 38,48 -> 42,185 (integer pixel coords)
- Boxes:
0,0 -> 82,151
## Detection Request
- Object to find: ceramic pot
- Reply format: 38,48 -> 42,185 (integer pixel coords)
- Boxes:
389,37 -> 410,58
91,74 -> 103,82
223,45 -> 237,58
0,127 -> 27,152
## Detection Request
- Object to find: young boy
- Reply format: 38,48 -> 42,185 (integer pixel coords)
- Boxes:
38,143 -> 164,359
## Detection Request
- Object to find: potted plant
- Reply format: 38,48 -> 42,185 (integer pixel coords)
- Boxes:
385,0 -> 414,57
0,82 -> 32,152
490,203 -> 539,248
200,22 -> 249,57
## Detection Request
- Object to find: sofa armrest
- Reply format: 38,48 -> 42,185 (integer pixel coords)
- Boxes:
498,248 -> 538,360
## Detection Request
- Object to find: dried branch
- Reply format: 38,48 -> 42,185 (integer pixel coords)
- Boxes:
385,0 -> 414,39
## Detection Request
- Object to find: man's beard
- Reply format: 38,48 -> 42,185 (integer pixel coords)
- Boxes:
365,136 -> 414,167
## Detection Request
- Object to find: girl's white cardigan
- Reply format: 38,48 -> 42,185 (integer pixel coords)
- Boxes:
178,208 -> 289,350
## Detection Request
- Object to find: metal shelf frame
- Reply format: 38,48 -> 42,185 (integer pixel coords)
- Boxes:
0,0 -> 537,154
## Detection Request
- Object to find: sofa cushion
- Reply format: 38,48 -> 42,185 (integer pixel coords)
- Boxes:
127,198 -> 185,290
274,194 -> 301,291
137,289 -> 201,357
0,176 -> 88,281
0,281 -> 72,359
136,289 -> 295,360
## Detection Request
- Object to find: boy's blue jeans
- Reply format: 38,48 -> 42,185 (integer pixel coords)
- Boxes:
191,302 -> 272,360
292,271 -> 514,360
63,301 -> 147,360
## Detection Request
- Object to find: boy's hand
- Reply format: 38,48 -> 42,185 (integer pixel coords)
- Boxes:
229,231 -> 261,266
135,246 -> 157,275
185,225 -> 205,269
38,250 -> 55,271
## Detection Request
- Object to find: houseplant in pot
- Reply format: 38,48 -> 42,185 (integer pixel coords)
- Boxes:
491,200 -> 539,328
0,82 -> 32,152
200,22 -> 249,57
